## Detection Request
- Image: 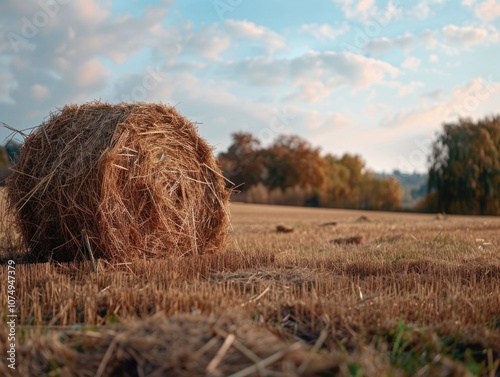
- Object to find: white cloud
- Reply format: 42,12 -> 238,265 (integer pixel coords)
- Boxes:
150,19 -> 286,60
72,0 -> 110,23
398,81 -> 424,96
300,23 -> 349,40
287,80 -> 337,103
475,0 -> 500,20
364,102 -> 392,116
429,54 -> 439,62
384,78 -> 500,133
444,78 -> 500,121
333,0 -> 402,22
420,28 -> 461,55
302,51 -> 400,88
77,59 -> 111,88
30,84 -> 49,99
0,0 -> 171,132
462,0 -> 500,20
185,27 -> 231,60
225,19 -> 285,53
412,2 -> 431,19
420,29 -> 439,48
442,25 -> 496,46
0,73 -> 16,104
402,57 -> 421,70
362,23 -> 495,57
334,0 -> 376,21
108,65 -> 277,150
363,33 -> 414,55
323,112 -> 353,129
420,89 -> 443,101
407,0 -> 446,20
223,51 -> 399,102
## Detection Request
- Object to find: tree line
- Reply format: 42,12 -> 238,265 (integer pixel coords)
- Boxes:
218,133 -> 403,210
2,115 -> 499,214
218,115 -> 500,215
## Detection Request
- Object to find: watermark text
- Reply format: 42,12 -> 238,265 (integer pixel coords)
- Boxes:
6,260 -> 16,370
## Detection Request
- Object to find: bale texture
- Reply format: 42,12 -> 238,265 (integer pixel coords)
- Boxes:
7,102 -> 230,262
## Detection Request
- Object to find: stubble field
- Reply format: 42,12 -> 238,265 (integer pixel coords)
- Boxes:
0,191 -> 499,376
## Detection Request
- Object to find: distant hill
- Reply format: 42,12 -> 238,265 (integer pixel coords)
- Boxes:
375,170 -> 427,209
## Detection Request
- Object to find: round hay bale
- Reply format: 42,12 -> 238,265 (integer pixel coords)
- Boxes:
7,102 -> 230,262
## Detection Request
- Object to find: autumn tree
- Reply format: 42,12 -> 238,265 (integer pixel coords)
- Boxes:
217,132 -> 403,210
359,175 -> 402,211
218,132 -> 264,189
262,135 -> 326,191
428,116 -> 500,215
320,154 -> 352,207
321,154 -> 402,210
338,154 -> 365,207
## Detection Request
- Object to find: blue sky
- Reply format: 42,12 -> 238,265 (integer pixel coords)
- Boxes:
1,0 -> 500,172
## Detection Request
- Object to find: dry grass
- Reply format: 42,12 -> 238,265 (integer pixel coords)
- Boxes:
0,188 -> 19,257
6,102 -> 229,263
4,312 -> 344,377
1,203 -> 500,376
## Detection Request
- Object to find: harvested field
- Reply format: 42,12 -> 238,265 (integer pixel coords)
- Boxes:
1,202 -> 500,376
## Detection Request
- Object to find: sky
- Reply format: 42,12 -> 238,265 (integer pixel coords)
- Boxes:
1,0 -> 500,173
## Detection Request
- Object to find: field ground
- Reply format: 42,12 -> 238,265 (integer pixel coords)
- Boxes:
1,199 -> 500,376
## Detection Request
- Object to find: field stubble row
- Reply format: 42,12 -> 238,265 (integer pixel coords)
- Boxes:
1,199 -> 499,376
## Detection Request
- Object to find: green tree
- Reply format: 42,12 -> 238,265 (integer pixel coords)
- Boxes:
428,116 -> 500,215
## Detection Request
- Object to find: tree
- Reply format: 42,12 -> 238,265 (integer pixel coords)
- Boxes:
321,153 -> 402,211
359,175 -> 402,211
217,131 -> 403,210
5,140 -> 21,163
320,154 -> 351,207
262,135 -> 326,192
428,116 -> 500,215
338,154 -> 365,207
218,132 -> 264,189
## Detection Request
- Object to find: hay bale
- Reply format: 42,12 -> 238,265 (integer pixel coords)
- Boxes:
7,102 -> 230,262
